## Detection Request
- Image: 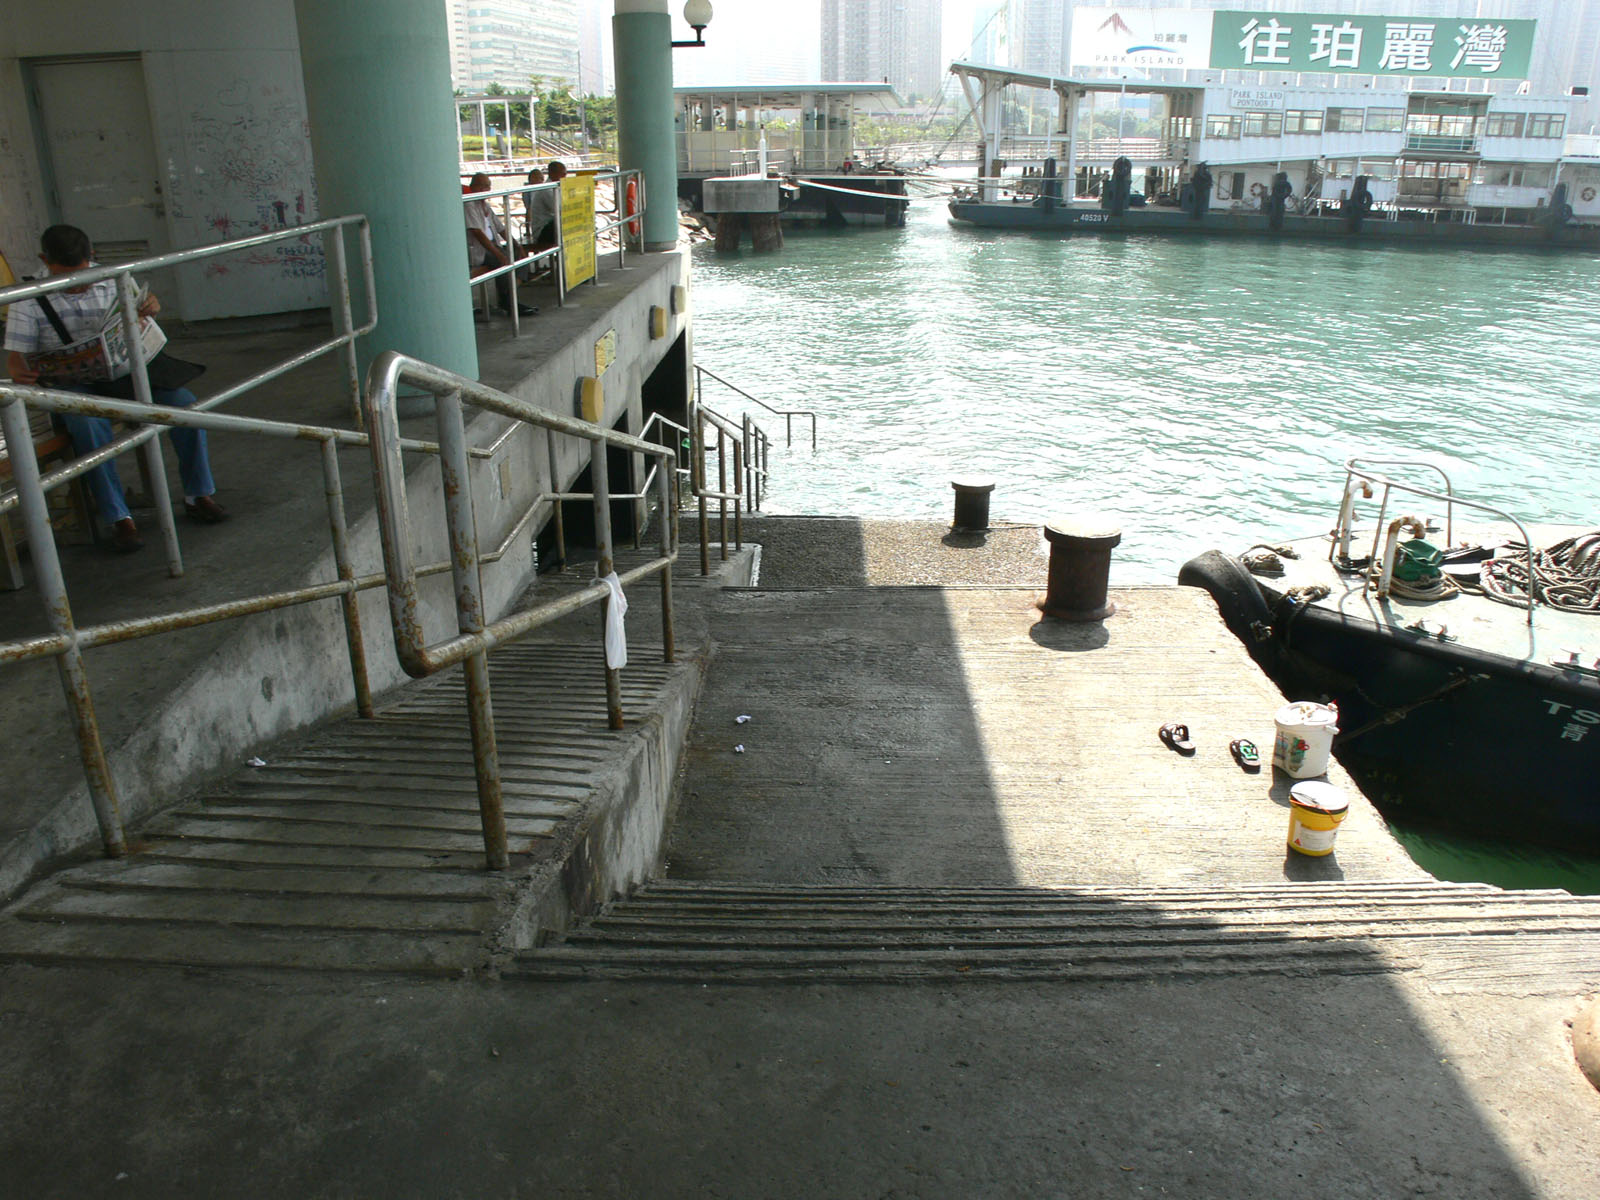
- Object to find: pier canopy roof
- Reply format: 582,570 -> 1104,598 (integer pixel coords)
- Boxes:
673,83 -> 902,109
949,61 -> 1201,102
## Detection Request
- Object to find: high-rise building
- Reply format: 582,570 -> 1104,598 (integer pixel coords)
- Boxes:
445,0 -> 580,93
822,0 -> 943,100
1007,0 -> 1071,76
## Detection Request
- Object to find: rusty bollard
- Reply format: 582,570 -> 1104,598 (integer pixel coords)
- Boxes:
1039,516 -> 1122,621
951,476 -> 996,532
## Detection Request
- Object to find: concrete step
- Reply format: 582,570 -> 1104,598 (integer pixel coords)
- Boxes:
0,623 -> 699,975
510,879 -> 1600,984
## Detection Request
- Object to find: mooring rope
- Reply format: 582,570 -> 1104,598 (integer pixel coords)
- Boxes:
1480,531 -> 1600,613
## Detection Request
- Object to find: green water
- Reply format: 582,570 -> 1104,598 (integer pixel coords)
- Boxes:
687,199 -> 1600,893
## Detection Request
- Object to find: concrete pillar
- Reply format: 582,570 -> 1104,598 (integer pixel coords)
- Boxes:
293,0 -> 478,394
615,0 -> 680,252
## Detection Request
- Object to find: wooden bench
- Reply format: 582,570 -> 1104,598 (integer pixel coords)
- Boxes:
0,409 -> 98,589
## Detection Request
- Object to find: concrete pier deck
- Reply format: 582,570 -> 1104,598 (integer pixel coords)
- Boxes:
2,517 -> 1599,1198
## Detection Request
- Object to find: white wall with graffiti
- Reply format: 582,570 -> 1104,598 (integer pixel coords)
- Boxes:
0,2 -> 326,320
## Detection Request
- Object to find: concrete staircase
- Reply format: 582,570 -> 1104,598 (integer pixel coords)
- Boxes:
0,639 -> 692,976
511,879 -> 1600,987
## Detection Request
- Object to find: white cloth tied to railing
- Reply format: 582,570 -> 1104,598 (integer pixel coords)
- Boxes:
601,571 -> 628,669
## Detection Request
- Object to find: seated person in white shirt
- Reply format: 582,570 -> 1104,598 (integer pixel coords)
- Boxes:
464,173 -> 534,318
4,224 -> 226,554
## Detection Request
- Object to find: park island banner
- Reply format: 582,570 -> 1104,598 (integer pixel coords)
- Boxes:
1072,9 -> 1535,81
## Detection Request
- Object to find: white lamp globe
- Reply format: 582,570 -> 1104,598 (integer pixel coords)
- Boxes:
683,0 -> 713,28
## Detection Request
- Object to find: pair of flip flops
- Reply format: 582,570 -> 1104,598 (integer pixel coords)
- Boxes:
1158,723 -> 1261,772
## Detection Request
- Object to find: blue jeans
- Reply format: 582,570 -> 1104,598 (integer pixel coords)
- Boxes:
58,386 -> 216,524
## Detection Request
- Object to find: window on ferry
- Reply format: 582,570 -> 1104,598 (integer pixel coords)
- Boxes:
1325,107 -> 1365,133
1522,164 -> 1555,187
1205,114 -> 1241,138
1485,113 -> 1525,138
1364,109 -> 1404,133
1526,114 -> 1566,138
1284,110 -> 1323,135
1242,111 -> 1282,137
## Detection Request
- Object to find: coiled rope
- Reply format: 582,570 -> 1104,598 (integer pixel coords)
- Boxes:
1480,531 -> 1600,613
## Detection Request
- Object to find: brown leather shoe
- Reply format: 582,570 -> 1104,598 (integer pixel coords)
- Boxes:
184,496 -> 229,524
111,519 -> 144,554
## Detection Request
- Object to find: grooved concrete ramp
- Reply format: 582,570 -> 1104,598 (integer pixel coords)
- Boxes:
515,879 -> 1600,989
0,639 -> 696,975
665,586 -> 1424,887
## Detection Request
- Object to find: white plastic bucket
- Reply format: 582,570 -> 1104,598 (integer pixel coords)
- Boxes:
1272,701 -> 1339,778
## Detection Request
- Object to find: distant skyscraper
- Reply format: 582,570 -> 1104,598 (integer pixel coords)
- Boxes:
445,0 -> 580,92
1006,0 -> 1071,76
822,0 -> 943,100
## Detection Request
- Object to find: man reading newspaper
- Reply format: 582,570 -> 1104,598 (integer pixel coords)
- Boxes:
4,225 -> 225,553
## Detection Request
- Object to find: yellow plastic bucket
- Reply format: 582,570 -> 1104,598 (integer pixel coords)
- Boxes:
1287,781 -> 1349,857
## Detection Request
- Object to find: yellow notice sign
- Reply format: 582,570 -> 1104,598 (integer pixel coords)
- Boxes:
594,328 -> 617,377
560,176 -> 596,290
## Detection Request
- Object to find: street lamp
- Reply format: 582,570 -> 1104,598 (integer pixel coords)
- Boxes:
672,0 -> 713,47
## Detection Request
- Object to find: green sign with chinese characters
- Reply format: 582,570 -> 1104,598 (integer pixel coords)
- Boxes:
1209,11 -> 1536,79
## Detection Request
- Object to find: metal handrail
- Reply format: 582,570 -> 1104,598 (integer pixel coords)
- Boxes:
694,364 -> 816,449
0,217 -> 376,582
1334,459 -> 1535,625
364,351 -> 678,869
464,181 -> 564,327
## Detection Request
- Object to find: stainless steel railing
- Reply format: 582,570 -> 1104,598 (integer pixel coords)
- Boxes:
0,217 -> 375,583
695,364 -> 815,449
1,345 -> 678,870
461,168 -> 647,331
364,352 -> 677,869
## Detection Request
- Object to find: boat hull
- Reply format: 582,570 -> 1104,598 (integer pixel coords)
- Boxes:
1180,550 -> 1600,850
949,200 -> 1600,249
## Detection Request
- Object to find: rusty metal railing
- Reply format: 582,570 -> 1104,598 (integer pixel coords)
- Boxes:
364,352 -> 677,870
0,379 -> 478,860
0,217 -> 375,585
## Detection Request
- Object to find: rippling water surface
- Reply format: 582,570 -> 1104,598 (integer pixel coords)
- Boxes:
688,203 -> 1600,890
690,201 -> 1600,584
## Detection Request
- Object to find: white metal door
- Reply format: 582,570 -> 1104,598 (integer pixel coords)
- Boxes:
31,57 -> 167,263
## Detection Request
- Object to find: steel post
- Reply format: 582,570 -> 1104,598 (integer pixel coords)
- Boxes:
0,398 -> 124,856
590,431 -> 624,730
656,448 -> 676,663
435,387 -> 508,869
732,437 -> 744,551
717,427 -> 729,561
321,438 -> 374,717
546,427 -> 566,567
327,228 -> 363,428
116,274 -> 183,579
695,410 -> 709,576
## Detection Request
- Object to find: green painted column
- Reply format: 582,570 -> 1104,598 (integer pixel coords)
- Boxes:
614,0 -> 680,252
293,0 -> 478,398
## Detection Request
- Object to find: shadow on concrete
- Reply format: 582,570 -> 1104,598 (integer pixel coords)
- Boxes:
1027,614 -> 1112,652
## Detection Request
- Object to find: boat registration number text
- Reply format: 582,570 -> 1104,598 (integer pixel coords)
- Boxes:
1078,213 -> 1109,224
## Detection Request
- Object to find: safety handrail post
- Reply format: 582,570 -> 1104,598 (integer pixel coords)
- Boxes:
115,273 -> 184,581
695,408 -> 710,576
436,385 -> 509,870
717,426 -> 729,562
319,437 -> 374,718
590,426 -> 624,731
326,226 -> 363,428
546,427 -> 567,568
0,398 -> 125,857
656,436 -> 677,662
732,436 -> 744,551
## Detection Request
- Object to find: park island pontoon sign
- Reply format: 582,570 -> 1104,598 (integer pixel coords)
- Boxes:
1072,9 -> 1535,80
1210,11 -> 1536,79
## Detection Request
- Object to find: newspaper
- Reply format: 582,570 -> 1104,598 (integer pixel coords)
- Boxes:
23,285 -> 168,385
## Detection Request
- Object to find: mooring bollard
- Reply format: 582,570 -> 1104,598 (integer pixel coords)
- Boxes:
1039,516 -> 1122,621
951,476 -> 996,532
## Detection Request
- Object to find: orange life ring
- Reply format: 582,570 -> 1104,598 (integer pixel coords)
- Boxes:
1583,186 -> 1598,203
1249,181 -> 1266,198
625,178 -> 642,238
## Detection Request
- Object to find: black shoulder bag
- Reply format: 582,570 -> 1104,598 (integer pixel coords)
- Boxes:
35,293 -> 206,397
